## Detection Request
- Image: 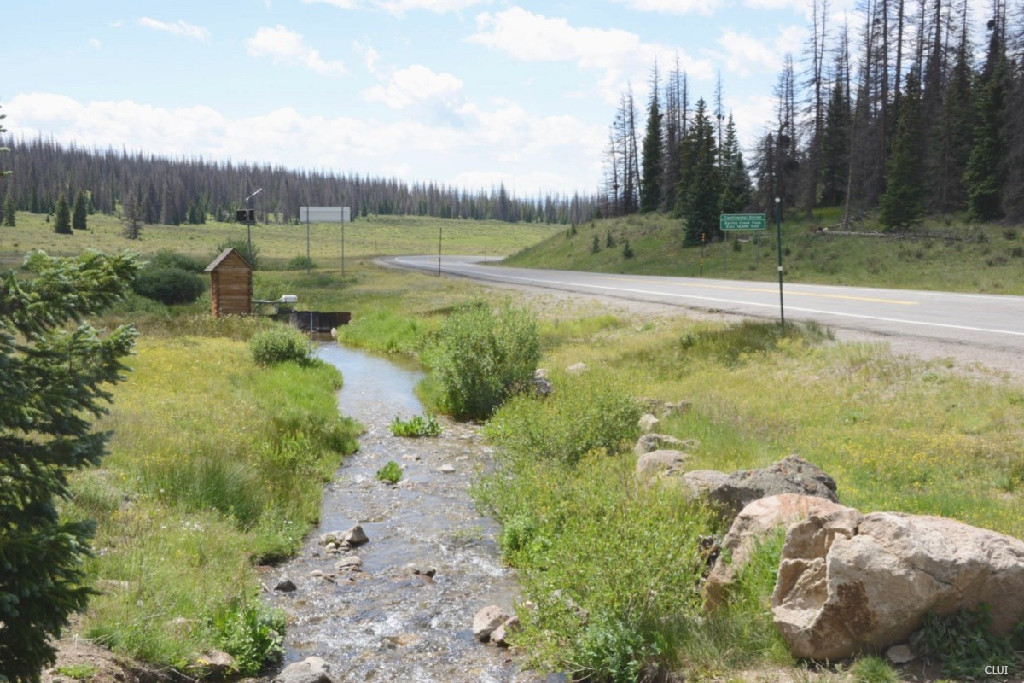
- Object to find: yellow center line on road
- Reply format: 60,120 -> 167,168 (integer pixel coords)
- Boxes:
599,276 -> 919,306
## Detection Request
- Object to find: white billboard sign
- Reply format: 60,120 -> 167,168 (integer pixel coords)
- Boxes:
300,206 -> 351,223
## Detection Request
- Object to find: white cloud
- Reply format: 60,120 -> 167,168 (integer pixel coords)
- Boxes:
468,8 -> 714,101
377,0 -> 483,15
246,26 -> 346,76
89,38 -> 102,49
713,24 -> 806,77
303,0 -> 482,13
612,0 -> 724,16
5,92 -> 603,196
138,17 -> 210,42
362,65 -> 463,108
352,41 -> 383,76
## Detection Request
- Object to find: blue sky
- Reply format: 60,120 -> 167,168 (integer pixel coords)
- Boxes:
3,0 -> 849,197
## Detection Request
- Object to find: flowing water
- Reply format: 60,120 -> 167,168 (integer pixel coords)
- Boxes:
265,344 -> 539,682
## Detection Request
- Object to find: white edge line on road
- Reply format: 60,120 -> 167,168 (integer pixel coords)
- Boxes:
390,258 -> 1024,339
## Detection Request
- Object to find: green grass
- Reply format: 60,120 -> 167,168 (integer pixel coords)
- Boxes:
0,211 -> 561,270
61,334 -> 359,669
504,210 -> 1024,294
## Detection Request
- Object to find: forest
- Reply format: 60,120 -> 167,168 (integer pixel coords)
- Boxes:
0,134 -> 596,228
600,0 -> 1024,246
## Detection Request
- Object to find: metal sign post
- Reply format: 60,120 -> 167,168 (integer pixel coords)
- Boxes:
774,198 -> 785,328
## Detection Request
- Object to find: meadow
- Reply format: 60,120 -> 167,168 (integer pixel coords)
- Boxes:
5,210 -> 1022,680
0,211 -> 562,270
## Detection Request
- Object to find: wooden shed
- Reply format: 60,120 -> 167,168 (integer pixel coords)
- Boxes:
205,248 -> 253,318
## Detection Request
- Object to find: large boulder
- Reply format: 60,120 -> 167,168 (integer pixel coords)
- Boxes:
771,510 -> 1024,660
690,456 -> 838,517
703,494 -> 849,610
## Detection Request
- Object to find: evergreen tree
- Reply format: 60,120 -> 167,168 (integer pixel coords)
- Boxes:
820,44 -> 851,207
880,71 -> 925,230
72,190 -> 88,230
54,194 -> 71,234
719,115 -> 752,214
679,99 -> 722,246
1,105 -> 11,227
964,16 -> 1009,221
640,68 -> 664,213
3,187 -> 14,227
0,251 -> 138,681
928,9 -> 974,214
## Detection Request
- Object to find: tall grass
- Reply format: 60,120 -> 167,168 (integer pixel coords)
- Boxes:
62,336 -> 359,668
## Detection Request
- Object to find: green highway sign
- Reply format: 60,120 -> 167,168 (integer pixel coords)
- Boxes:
720,213 -> 766,231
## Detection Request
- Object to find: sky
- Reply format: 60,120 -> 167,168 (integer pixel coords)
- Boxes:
2,0 -> 853,199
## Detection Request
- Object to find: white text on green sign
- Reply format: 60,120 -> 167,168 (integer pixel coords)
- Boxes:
720,213 -> 766,231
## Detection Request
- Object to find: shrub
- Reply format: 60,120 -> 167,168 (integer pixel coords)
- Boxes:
285,255 -> 316,270
248,326 -> 312,367
210,596 -> 285,676
132,266 -> 206,305
375,461 -> 403,484
148,249 -> 205,272
431,300 -> 540,421
910,604 -> 1019,680
485,371 -> 641,465
390,414 -> 442,437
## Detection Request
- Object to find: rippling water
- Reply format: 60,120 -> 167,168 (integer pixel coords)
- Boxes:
265,344 -> 537,682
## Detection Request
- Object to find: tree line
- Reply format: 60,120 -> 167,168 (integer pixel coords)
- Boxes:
602,0 -> 1024,240
0,134 -> 597,228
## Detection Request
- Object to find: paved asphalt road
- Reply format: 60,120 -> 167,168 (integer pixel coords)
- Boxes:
385,255 -> 1024,355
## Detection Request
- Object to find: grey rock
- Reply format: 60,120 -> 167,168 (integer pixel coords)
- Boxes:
473,605 -> 510,642
635,449 -> 689,477
334,555 -> 363,572
886,644 -> 915,665
637,413 -> 660,433
274,577 -> 297,593
274,656 -> 336,683
693,456 -> 839,517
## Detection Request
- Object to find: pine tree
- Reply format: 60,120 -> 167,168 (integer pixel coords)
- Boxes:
72,190 -> 88,230
880,71 -> 925,230
964,14 -> 1009,221
679,99 -> 722,246
719,115 -> 752,214
3,187 -> 14,227
54,194 -> 71,234
0,251 -> 138,681
640,67 -> 664,213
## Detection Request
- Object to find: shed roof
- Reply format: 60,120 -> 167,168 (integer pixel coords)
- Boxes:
205,247 -> 253,272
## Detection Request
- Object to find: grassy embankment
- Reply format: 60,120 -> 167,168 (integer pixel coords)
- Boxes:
505,208 -> 1024,294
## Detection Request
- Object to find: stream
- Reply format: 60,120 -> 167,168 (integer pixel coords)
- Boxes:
265,343 -> 540,682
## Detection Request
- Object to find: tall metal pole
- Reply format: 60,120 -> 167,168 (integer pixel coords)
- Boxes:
244,187 -> 262,267
341,207 -> 346,277
306,212 -> 311,273
775,196 -> 785,328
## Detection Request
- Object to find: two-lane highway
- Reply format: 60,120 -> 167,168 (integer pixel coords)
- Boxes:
386,255 -> 1024,355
